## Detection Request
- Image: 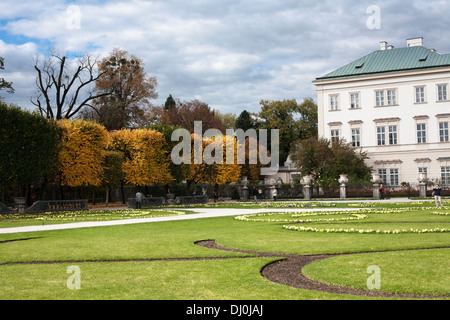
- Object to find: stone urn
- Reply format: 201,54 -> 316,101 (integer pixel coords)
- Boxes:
338,174 -> 349,186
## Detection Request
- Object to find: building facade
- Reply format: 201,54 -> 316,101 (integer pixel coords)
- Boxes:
314,38 -> 450,187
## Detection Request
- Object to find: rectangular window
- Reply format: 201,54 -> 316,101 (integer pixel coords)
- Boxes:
377,127 -> 386,146
378,169 -> 387,184
417,123 -> 427,144
330,95 -> 339,110
439,122 -> 449,142
331,129 -> 340,143
388,125 -> 398,145
438,84 -> 448,101
441,166 -> 450,185
418,167 -> 428,175
375,91 -> 385,106
389,169 -> 399,186
350,93 -> 360,109
351,128 -> 361,147
387,89 -> 397,105
415,86 -> 425,103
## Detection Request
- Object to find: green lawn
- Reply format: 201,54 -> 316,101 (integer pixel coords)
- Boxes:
0,201 -> 449,300
0,209 -> 190,228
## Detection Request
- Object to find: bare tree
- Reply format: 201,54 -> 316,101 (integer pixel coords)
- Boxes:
31,51 -> 110,119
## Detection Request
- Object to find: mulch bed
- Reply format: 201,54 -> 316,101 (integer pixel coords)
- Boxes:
195,239 -> 450,299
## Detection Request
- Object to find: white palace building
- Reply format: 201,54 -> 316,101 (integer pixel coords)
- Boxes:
313,37 -> 450,187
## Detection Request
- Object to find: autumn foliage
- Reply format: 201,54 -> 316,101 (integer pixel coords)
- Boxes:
188,135 -> 241,185
58,119 -> 109,187
109,128 -> 173,186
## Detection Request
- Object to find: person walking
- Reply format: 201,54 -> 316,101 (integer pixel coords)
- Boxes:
433,184 -> 444,208
135,190 -> 143,209
379,184 -> 385,200
252,188 -> 258,202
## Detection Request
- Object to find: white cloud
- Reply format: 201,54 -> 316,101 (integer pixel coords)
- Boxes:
0,40 -> 39,106
1,0 -> 450,114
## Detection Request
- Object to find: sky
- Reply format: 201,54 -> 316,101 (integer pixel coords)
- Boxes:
0,0 -> 450,115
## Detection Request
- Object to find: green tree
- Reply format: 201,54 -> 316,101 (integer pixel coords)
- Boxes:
0,57 -> 14,98
297,98 -> 318,139
235,110 -> 255,131
259,98 -> 317,164
0,102 -> 60,201
215,111 -> 236,131
164,94 -> 176,111
294,137 -> 371,191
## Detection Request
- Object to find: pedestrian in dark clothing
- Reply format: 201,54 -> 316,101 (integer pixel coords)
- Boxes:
136,191 -> 143,209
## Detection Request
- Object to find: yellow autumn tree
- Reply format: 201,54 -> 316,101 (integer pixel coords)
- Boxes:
58,119 -> 109,187
109,128 -> 173,186
189,134 -> 241,185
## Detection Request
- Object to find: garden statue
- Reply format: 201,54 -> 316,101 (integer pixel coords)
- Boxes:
338,174 -> 349,199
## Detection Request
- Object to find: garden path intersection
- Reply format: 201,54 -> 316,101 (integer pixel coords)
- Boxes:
1,198 -> 448,299
0,198 -> 416,235
0,207 -> 362,235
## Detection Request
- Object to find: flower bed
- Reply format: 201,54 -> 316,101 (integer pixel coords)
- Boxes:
283,225 -> 449,234
0,209 -> 186,222
235,208 -> 450,235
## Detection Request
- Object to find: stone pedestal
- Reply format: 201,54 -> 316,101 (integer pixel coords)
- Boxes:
340,185 -> 347,199
338,174 -> 349,199
241,176 -> 249,201
418,172 -> 428,198
166,193 -> 175,205
371,173 -> 382,199
419,183 -> 427,198
301,175 -> 312,200
14,197 -> 26,214
303,186 -> 312,200
373,184 -> 380,199
242,186 -> 249,201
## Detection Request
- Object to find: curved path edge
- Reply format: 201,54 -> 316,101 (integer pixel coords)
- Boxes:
195,239 -> 450,299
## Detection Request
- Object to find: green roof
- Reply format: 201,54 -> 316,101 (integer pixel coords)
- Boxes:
315,46 -> 450,82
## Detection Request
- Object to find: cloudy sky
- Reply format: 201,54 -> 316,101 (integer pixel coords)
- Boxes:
1,0 -> 450,115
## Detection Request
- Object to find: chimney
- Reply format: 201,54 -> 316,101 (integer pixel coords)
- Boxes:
407,37 -> 423,47
387,45 -> 395,50
380,41 -> 388,50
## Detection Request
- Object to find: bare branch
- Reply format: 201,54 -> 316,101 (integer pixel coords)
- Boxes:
32,52 -> 110,120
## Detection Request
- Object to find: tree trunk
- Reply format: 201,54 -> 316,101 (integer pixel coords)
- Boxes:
105,187 -> 109,207
120,181 -> 126,204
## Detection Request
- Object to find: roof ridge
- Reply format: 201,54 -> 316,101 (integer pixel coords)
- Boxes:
315,46 -> 450,81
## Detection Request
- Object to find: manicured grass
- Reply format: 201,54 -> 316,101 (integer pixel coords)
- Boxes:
303,249 -> 450,296
0,209 -> 190,228
0,201 -> 449,300
1,259 -> 338,300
